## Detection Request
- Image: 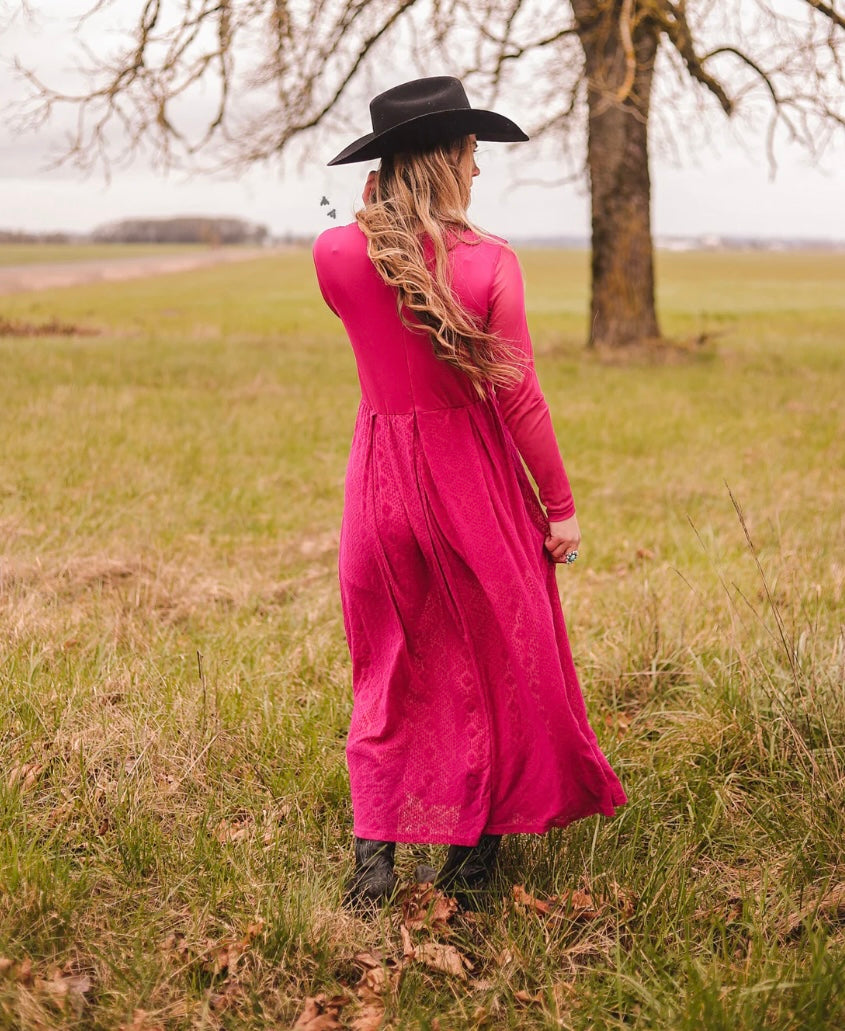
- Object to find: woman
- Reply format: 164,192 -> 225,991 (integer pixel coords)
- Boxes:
313,76 -> 627,909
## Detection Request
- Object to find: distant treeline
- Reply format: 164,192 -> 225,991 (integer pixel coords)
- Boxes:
0,230 -> 76,244
0,217 -> 270,246
92,217 -> 269,245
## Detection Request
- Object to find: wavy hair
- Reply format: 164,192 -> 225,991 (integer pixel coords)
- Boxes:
355,136 -> 527,397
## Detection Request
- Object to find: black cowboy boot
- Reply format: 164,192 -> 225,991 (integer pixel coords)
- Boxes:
343,837 -> 397,907
415,834 -> 501,910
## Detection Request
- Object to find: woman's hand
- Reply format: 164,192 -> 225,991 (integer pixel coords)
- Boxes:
545,514 -> 581,565
362,170 -> 377,205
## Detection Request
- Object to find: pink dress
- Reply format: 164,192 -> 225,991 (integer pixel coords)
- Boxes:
313,222 -> 627,845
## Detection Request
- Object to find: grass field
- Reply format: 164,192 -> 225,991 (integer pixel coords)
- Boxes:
1,247 -> 843,1030
0,244 -> 206,268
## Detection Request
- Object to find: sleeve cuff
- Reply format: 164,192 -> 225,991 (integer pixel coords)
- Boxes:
545,501 -> 576,522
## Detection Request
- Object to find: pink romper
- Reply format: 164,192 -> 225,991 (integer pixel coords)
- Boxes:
313,222 -> 627,845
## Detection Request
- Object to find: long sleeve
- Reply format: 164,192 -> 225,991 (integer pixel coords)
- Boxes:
312,231 -> 340,317
489,246 -> 575,522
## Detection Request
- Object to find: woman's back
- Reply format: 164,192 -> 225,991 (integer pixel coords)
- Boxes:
313,222 -> 508,414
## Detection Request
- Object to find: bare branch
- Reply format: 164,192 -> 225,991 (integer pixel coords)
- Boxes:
8,0 -> 845,180
615,0 -> 636,102
805,0 -> 845,31
702,46 -> 781,105
658,1 -> 734,115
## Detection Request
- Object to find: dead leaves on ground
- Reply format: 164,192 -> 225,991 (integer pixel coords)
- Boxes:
7,761 -> 44,792
398,884 -> 472,980
214,805 -> 291,846
160,917 -> 265,979
0,957 -> 92,1017
291,878 -> 627,1028
400,883 -> 458,932
292,993 -> 351,1029
291,884 -> 471,1029
513,881 -> 636,923
514,980 -> 577,1010
350,953 -> 402,1031
293,936 -> 474,1031
291,964 -> 398,1031
406,940 -> 472,981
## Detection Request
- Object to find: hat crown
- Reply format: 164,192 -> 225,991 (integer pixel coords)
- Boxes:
370,76 -> 470,135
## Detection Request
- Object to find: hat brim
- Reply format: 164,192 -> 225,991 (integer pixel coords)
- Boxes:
327,108 -> 528,166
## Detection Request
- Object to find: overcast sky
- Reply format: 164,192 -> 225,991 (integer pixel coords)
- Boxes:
1,1 -> 843,241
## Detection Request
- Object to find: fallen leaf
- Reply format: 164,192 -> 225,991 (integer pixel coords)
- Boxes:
245,918 -> 265,940
46,801 -> 75,827
413,942 -> 471,981
62,973 -> 92,996
292,993 -> 350,1030
359,966 -> 391,995
209,979 -> 245,1013
35,966 -> 92,1017
8,762 -> 43,791
567,887 -> 602,918
215,815 -> 253,843
350,997 -> 385,1031
513,883 -> 609,921
352,950 -> 403,1018
16,957 -> 34,985
399,926 -> 415,960
512,885 -> 551,915
353,952 -> 384,970
603,712 -> 632,738
514,989 -> 543,1006
160,933 -> 190,957
0,958 -> 13,976
401,884 -> 458,932
155,771 -> 180,794
202,941 -> 242,975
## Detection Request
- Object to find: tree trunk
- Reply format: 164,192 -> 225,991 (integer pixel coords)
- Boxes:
573,2 -> 661,349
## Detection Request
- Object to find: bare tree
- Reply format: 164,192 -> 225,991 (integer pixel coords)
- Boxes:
12,0 -> 845,350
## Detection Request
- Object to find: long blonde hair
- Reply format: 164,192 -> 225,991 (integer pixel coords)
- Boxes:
355,136 -> 526,397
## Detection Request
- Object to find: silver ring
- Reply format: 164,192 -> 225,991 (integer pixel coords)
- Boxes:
565,550 -> 579,564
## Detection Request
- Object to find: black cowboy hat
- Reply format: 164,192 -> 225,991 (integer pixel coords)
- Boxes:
327,76 -> 528,166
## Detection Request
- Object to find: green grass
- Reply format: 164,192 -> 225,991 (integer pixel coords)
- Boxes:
0,243 -> 206,267
1,249 -> 843,1029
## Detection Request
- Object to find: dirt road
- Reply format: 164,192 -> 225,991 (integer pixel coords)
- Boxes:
0,247 -> 279,296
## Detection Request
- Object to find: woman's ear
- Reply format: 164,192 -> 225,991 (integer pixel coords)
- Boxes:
363,169 -> 378,205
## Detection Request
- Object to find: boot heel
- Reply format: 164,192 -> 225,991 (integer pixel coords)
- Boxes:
343,837 -> 397,907
414,863 -> 438,883
432,834 -> 501,909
